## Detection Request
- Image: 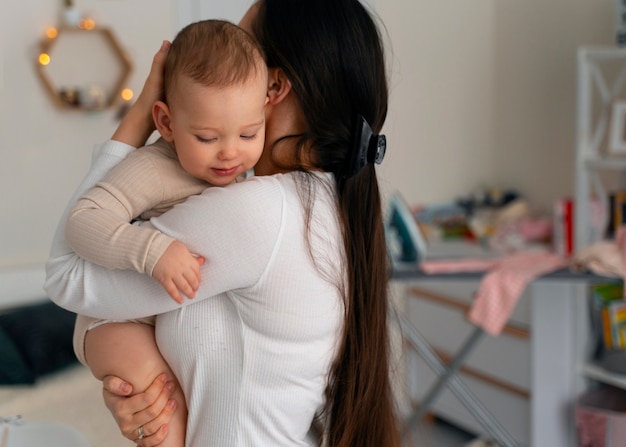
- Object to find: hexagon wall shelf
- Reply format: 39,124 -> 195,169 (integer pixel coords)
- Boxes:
36,25 -> 133,111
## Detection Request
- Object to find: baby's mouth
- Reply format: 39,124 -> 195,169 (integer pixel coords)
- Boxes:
213,166 -> 239,177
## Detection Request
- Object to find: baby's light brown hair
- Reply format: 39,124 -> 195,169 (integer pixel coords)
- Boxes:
164,19 -> 266,105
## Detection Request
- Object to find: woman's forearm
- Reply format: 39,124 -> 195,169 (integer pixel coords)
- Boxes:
45,140 -> 215,319
45,171 -> 280,320
111,103 -> 155,148
112,41 -> 170,147
43,140 -> 165,319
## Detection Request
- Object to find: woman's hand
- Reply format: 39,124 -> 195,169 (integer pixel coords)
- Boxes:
102,373 -> 178,446
112,41 -> 171,148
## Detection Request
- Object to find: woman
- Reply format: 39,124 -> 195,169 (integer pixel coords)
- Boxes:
44,0 -> 400,446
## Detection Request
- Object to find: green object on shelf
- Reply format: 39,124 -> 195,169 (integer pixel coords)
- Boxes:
590,283 -> 626,373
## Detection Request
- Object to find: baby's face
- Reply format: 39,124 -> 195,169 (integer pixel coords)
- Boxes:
168,72 -> 268,186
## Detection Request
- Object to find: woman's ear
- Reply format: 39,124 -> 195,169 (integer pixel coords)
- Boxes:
266,68 -> 292,105
153,101 -> 173,141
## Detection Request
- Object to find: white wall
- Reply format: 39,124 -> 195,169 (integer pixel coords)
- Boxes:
0,0 -> 617,299
378,0 -> 614,213
176,0 -> 253,28
491,0 -> 614,209
378,0 -> 496,207
0,0 -> 178,273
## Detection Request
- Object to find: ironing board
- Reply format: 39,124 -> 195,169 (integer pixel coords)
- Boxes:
385,193 -> 519,446
393,309 -> 518,447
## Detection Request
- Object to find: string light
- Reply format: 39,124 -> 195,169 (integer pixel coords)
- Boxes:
38,53 -> 51,66
45,27 -> 58,39
35,10 -> 133,112
79,18 -> 96,30
121,88 -> 134,101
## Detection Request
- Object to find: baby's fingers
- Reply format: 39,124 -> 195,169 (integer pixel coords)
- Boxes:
162,280 -> 184,304
173,276 -> 196,300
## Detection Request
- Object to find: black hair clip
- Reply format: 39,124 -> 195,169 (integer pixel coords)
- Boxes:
342,115 -> 387,179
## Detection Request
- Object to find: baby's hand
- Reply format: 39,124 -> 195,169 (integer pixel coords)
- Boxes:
152,240 -> 205,304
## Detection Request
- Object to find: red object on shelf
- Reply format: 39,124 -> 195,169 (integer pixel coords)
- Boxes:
553,198 -> 574,257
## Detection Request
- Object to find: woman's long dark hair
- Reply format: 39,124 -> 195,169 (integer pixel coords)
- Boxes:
252,1 -> 400,446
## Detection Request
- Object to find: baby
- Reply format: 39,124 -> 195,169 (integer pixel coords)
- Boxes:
65,19 -> 268,446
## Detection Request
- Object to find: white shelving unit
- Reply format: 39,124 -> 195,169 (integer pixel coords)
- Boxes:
575,45 -> 626,390
575,46 -> 626,250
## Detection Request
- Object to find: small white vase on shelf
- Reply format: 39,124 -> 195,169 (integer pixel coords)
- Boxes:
63,0 -> 81,27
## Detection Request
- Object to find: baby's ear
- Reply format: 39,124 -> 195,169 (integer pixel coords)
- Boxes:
266,67 -> 291,105
153,101 -> 173,141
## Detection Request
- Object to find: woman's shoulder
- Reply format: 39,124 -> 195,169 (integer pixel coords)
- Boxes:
236,172 -> 333,201
223,172 -> 297,195
194,172 -> 335,215
245,171 -> 333,190
202,174 -> 293,210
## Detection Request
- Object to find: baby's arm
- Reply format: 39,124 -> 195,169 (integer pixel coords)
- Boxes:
65,149 -> 174,275
65,149 -> 206,302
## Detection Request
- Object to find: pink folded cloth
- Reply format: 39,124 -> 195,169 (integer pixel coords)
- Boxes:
467,249 -> 567,335
420,258 -> 499,274
420,248 -> 567,336
576,408 -> 607,447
